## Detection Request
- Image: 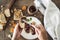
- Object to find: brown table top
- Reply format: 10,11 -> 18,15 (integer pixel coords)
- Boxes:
0,0 -> 60,40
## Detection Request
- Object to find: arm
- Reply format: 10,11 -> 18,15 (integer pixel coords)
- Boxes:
12,23 -> 22,40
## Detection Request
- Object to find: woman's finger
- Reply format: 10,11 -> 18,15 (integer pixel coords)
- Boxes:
31,24 -> 42,33
12,23 -> 22,40
36,24 -> 45,31
35,29 -> 39,35
35,28 -> 42,34
35,29 -> 42,39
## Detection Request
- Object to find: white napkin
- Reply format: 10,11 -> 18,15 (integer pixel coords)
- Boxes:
44,1 -> 60,40
34,0 -> 60,40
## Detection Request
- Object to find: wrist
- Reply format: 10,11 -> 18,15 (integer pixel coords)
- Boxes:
38,32 -> 48,40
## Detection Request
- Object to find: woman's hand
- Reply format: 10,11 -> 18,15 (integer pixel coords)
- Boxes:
12,23 -> 22,40
34,24 -> 48,40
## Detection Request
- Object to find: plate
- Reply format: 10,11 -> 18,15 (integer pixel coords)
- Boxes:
21,16 -> 41,39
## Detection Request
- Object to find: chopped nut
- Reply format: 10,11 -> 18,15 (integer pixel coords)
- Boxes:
22,5 -> 27,11
13,23 -> 16,28
10,27 -> 14,33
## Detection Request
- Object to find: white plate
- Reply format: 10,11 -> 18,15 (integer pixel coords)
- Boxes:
21,16 -> 41,39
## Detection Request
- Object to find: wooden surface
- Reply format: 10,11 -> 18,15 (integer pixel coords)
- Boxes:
0,0 -> 60,40
0,0 -> 43,40
52,0 -> 60,9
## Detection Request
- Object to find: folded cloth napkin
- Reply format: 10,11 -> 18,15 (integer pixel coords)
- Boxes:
44,1 -> 60,40
34,0 -> 60,40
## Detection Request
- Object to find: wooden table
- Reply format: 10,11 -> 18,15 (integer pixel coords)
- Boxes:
0,0 -> 59,40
